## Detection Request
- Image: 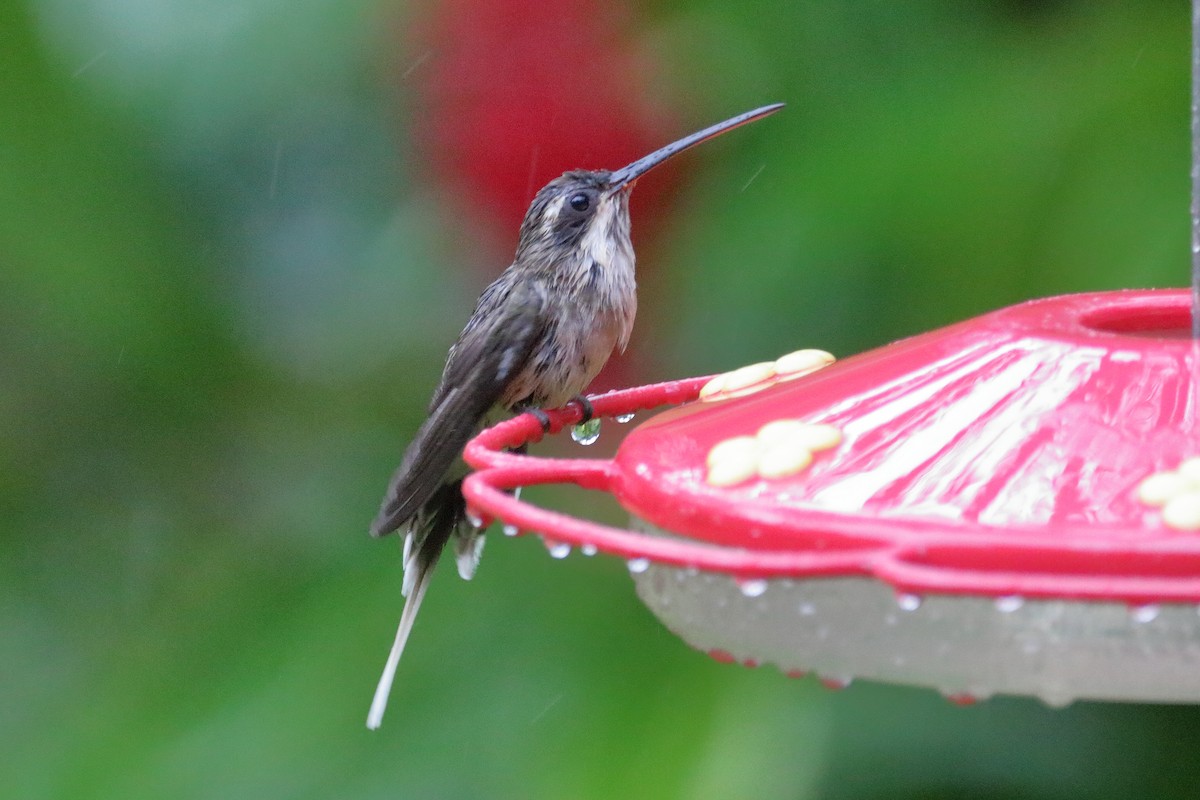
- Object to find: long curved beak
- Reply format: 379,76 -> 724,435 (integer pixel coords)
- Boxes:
608,102 -> 785,191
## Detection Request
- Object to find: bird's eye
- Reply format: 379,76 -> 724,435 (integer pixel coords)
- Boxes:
569,193 -> 590,212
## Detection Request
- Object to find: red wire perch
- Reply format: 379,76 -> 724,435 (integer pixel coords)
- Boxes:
462,377 -> 872,577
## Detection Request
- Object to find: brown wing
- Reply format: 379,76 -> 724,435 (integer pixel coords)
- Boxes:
370,279 -> 547,537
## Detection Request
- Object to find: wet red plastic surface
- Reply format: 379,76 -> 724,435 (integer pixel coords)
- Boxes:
463,290 -> 1200,604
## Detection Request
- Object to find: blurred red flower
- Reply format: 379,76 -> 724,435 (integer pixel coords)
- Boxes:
399,0 -> 685,390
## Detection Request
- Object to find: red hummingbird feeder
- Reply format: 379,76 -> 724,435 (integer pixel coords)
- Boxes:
462,289 -> 1200,706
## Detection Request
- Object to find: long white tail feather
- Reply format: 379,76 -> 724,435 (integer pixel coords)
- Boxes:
366,562 -> 434,730
402,529 -> 414,568
400,544 -> 420,599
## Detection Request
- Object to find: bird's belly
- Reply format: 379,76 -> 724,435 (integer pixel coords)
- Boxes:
501,312 -> 625,411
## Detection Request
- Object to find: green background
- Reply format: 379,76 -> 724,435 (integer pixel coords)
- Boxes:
4,0 -> 1198,797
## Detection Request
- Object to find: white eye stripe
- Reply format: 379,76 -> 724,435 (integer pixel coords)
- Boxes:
540,196 -> 566,232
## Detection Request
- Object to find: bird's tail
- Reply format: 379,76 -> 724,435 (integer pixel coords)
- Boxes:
366,478 -> 466,730
370,400 -> 480,538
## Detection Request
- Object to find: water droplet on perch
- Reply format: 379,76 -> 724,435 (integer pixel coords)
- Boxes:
571,418 -> 601,445
545,540 -> 571,559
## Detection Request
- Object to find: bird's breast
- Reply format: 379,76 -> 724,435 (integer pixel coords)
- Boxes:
501,260 -> 636,411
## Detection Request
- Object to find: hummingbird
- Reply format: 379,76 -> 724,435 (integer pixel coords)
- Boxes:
366,102 -> 784,729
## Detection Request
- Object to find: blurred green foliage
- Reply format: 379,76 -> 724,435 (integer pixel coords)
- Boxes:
2,0 -> 1198,797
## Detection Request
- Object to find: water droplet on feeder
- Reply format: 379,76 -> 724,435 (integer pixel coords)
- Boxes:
798,602 -> 816,616
580,543 -> 598,557
897,593 -> 922,611
502,524 -> 519,537
571,418 -> 601,445
1131,604 -> 1160,623
615,412 -> 635,423
995,595 -> 1024,613
942,691 -> 979,706
627,557 -> 650,574
1041,689 -> 1075,708
708,648 -> 737,664
738,578 -> 769,598
545,539 -> 571,559
465,509 -> 485,529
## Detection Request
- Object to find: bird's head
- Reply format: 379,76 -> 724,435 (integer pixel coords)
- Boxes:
514,103 -> 785,271
516,169 -> 630,264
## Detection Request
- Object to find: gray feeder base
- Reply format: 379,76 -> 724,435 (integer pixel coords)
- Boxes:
630,531 -> 1200,706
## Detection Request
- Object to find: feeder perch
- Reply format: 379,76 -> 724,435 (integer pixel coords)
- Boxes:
462,289 -> 1200,706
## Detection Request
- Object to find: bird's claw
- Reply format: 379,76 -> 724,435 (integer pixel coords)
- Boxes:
570,395 -> 594,423
525,407 -> 553,433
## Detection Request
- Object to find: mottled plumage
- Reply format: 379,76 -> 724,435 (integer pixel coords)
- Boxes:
366,103 -> 784,729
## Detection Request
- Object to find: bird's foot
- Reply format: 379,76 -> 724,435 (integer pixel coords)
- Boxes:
517,398 -> 590,436
523,407 -> 552,433
569,395 -> 594,423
